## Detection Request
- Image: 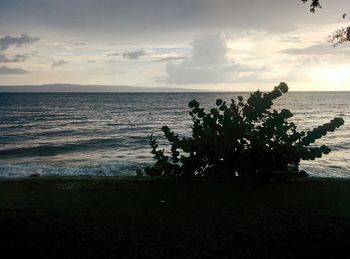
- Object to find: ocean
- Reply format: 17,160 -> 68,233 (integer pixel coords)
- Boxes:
0,92 -> 349,178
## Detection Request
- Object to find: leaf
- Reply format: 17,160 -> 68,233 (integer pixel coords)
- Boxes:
188,99 -> 199,108
216,99 -> 223,106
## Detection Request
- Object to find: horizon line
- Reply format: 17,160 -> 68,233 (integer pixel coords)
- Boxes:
0,83 -> 349,93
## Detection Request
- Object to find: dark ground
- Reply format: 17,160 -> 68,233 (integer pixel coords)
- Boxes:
0,177 -> 350,258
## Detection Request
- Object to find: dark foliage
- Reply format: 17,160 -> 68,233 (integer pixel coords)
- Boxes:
328,26 -> 350,47
301,0 -> 350,46
302,0 -> 322,13
144,83 -> 344,179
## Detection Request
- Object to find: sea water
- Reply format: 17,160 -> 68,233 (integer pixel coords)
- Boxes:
0,92 -> 349,178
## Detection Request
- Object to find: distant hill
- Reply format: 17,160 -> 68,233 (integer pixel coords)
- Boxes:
0,84 -> 210,93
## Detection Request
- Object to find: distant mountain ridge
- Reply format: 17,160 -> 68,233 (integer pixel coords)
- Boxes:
0,84 -> 211,92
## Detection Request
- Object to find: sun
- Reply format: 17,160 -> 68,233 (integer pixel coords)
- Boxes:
326,68 -> 349,84
310,66 -> 350,90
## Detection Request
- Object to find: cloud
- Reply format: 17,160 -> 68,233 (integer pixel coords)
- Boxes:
0,33 -> 39,50
0,54 -> 27,63
279,36 -> 301,43
87,60 -> 96,63
163,33 -> 267,84
107,52 -> 120,56
0,55 -> 8,63
122,49 -> 147,60
112,69 -> 126,74
281,43 -> 350,55
52,60 -> 68,68
0,65 -> 28,74
0,0 -> 333,40
13,54 -> 28,62
153,56 -> 187,62
74,42 -> 86,46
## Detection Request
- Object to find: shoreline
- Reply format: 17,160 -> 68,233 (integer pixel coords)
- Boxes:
1,174 -> 350,182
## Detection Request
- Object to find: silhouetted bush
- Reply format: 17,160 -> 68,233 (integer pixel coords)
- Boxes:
144,83 -> 344,180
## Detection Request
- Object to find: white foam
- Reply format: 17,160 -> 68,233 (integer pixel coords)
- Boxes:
0,162 -> 143,178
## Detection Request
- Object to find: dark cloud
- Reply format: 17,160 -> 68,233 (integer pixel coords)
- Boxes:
282,43 -> 350,55
122,49 -> 147,60
0,55 -> 8,63
52,60 -> 68,68
0,54 -> 27,63
0,65 -> 28,74
107,52 -> 119,56
14,54 -> 28,61
0,33 -> 39,50
1,0 -> 331,41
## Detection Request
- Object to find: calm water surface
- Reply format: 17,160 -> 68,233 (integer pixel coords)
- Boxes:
0,92 -> 349,178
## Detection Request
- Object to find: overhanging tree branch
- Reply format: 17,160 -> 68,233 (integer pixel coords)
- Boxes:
302,0 -> 322,13
301,0 -> 349,46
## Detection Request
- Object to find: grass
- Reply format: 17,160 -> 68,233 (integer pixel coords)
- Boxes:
0,177 -> 350,258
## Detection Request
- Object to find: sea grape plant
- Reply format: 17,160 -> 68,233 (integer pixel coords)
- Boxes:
144,83 -> 344,179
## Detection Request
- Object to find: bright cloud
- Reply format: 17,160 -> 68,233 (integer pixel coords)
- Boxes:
163,33 -> 268,84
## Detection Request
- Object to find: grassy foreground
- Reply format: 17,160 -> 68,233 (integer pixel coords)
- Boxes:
1,177 -> 350,258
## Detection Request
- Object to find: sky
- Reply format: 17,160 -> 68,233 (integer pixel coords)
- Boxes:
0,0 -> 349,91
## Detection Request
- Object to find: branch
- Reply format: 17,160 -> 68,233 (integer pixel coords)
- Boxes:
301,0 -> 322,13
328,26 -> 350,46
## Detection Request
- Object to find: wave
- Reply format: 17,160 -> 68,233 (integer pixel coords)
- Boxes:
0,138 -> 127,158
0,162 -> 144,178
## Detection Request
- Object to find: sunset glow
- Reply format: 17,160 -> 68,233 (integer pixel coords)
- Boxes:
326,67 -> 350,84
0,0 -> 349,91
